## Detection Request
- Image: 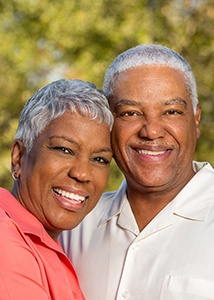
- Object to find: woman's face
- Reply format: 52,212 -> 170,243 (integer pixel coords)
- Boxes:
12,111 -> 112,240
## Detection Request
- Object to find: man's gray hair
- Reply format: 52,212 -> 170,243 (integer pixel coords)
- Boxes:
15,79 -> 113,153
103,44 -> 198,113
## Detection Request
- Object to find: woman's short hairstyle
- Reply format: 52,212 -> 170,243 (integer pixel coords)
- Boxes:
103,44 -> 198,113
15,79 -> 113,153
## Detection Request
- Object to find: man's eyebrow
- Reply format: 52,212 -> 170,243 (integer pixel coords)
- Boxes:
113,98 -> 188,109
114,99 -> 141,108
163,98 -> 187,107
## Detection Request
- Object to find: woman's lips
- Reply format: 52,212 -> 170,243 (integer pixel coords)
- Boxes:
53,187 -> 89,211
53,188 -> 86,202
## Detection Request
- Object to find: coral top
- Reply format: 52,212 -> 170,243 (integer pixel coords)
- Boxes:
0,188 -> 85,300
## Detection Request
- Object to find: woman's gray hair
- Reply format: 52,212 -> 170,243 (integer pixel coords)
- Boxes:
15,79 -> 114,153
103,44 -> 198,113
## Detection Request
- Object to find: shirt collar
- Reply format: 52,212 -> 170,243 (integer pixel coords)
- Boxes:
99,180 -> 127,224
99,161 -> 214,227
99,181 -> 140,234
172,161 -> 214,221
0,188 -> 61,250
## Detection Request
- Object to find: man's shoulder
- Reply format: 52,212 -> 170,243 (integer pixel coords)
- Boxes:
85,190 -> 118,219
89,180 -> 127,218
99,190 -> 118,201
59,190 -> 120,252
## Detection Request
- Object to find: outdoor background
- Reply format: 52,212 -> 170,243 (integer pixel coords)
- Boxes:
0,0 -> 213,191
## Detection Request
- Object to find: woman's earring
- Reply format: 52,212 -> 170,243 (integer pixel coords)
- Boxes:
12,171 -> 18,181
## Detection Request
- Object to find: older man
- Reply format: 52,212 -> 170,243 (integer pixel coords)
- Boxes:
60,44 -> 214,300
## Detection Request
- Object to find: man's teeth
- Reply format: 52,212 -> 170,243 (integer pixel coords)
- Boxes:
137,149 -> 166,156
54,188 -> 86,202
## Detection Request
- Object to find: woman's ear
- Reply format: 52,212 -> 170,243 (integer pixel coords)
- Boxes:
11,140 -> 26,180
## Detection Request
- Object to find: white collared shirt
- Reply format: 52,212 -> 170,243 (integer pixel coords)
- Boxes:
60,161 -> 214,300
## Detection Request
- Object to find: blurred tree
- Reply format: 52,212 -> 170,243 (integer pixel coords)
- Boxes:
0,0 -> 213,190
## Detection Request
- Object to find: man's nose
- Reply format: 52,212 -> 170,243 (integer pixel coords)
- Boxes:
139,117 -> 166,140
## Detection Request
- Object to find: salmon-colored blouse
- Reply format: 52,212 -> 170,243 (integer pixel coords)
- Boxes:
0,188 -> 85,300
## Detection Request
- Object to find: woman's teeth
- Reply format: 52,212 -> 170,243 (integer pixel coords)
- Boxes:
54,188 -> 86,202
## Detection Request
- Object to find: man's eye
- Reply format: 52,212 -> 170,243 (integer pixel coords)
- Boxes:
165,110 -> 183,115
121,111 -> 139,116
115,111 -> 143,121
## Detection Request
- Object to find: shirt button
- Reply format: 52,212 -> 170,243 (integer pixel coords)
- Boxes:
132,244 -> 139,250
122,291 -> 130,299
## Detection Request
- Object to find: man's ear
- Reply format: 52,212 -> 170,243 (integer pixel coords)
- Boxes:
195,104 -> 201,139
11,140 -> 26,180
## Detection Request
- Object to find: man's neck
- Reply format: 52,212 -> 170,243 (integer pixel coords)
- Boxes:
126,169 -> 196,231
126,185 -> 184,231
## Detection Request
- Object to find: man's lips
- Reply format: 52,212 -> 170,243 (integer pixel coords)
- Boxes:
135,149 -> 168,156
133,147 -> 171,163
130,142 -> 173,161
132,141 -> 173,155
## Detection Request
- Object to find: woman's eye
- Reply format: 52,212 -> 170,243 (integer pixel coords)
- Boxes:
53,146 -> 74,155
92,157 -> 111,165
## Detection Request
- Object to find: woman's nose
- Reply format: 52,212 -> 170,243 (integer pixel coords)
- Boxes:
68,159 -> 91,183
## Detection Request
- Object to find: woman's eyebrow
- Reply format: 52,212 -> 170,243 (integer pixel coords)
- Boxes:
48,135 -> 76,144
94,147 -> 113,154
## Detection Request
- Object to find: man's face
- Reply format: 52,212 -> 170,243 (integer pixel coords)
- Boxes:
110,65 -> 201,194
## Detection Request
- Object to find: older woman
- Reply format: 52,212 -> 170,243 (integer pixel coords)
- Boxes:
0,79 -> 113,299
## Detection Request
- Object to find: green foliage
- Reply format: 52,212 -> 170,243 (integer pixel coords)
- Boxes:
106,159 -> 124,192
0,0 -> 213,190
